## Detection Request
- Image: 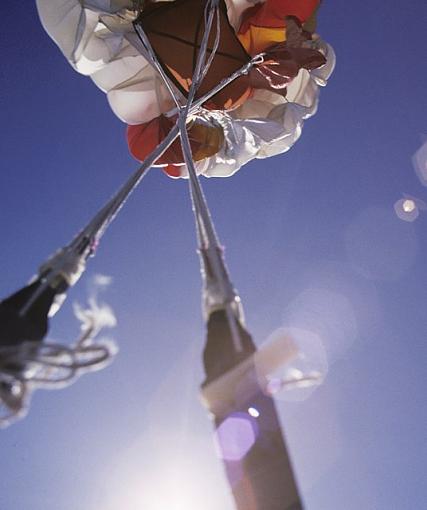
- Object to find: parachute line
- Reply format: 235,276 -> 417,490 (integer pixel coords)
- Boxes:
0,296 -> 116,428
1,0 -> 270,424
174,0 -> 245,351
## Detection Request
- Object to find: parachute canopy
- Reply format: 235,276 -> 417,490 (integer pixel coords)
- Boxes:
37,0 -> 335,177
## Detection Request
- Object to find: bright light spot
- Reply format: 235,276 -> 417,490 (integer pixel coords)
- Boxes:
394,198 -> 419,222
247,407 -> 260,418
215,413 -> 258,461
402,199 -> 416,213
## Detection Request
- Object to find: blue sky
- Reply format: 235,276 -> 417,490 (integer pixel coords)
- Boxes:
0,1 -> 426,509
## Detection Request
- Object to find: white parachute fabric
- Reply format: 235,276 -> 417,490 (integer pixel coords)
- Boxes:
184,38 -> 335,178
36,0 -> 175,124
36,0 -> 335,177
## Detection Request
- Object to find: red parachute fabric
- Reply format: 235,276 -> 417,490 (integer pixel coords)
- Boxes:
127,115 -> 183,167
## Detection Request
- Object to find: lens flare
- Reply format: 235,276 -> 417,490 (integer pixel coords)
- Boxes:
394,198 -> 419,222
214,413 -> 259,461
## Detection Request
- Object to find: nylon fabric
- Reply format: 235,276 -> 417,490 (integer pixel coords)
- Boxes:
36,0 -> 335,178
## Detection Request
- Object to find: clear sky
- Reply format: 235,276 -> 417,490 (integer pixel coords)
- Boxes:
1,2 -> 426,509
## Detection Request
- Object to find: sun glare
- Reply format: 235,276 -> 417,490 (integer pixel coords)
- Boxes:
95,435 -> 235,510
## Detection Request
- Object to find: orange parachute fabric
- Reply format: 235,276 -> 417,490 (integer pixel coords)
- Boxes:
238,0 -> 320,54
